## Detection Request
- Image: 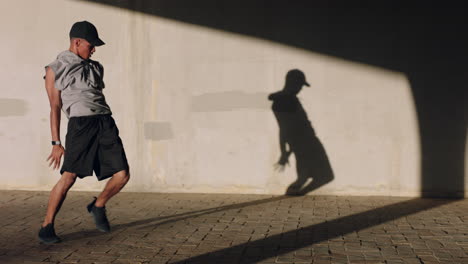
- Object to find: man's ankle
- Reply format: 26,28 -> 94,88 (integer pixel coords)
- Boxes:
94,199 -> 105,208
42,222 -> 53,228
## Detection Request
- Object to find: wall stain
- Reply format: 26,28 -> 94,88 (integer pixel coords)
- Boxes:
191,91 -> 270,112
0,99 -> 28,117
144,122 -> 174,141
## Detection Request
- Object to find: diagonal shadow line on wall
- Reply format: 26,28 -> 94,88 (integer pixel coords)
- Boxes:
60,195 -> 290,241
172,198 -> 456,264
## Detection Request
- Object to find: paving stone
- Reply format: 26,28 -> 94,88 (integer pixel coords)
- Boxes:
1,190 -> 468,264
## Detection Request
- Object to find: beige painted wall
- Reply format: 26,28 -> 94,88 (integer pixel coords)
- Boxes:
1,0 -> 454,196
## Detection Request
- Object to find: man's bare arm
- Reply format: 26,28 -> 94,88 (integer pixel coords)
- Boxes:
45,67 -> 64,170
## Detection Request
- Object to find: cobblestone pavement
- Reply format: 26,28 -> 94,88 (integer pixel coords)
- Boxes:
1,191 -> 468,264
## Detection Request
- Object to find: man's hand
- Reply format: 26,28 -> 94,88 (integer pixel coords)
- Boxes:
47,145 -> 65,170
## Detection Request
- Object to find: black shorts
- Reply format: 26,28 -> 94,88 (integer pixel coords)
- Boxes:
60,114 -> 129,181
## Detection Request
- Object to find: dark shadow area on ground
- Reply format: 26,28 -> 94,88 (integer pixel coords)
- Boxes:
172,198 -> 456,264
269,70 -> 334,195
60,196 -> 290,242
80,0 -> 467,197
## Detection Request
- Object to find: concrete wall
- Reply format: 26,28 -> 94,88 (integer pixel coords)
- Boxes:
1,0 -> 462,196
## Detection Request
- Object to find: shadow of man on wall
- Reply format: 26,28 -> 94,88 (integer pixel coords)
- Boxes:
269,69 -> 334,195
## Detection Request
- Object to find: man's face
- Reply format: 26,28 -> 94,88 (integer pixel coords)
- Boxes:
76,39 -> 96,60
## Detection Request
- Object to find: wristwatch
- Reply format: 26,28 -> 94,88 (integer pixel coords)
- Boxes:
51,141 -> 62,145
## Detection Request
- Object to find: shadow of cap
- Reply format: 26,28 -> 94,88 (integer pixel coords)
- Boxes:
286,69 -> 310,87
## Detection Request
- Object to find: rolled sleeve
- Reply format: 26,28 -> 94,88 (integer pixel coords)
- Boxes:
45,60 -> 66,90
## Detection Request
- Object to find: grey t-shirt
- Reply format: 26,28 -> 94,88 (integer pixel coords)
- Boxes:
45,50 -> 112,118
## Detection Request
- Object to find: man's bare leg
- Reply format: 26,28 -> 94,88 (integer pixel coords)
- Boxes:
42,172 -> 77,227
95,170 -> 130,207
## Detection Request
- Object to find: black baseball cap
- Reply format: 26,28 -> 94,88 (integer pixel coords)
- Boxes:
69,21 -> 105,46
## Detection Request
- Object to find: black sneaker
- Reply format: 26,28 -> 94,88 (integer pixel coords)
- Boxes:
38,223 -> 61,244
87,197 -> 110,232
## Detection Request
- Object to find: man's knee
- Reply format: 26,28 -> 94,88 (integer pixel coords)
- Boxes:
114,170 -> 130,184
60,172 -> 77,188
